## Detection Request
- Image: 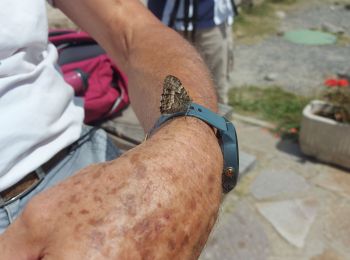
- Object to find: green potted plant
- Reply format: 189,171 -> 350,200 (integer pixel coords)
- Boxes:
299,77 -> 350,169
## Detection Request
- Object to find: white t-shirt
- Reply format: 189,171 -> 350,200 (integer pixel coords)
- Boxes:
0,0 -> 84,191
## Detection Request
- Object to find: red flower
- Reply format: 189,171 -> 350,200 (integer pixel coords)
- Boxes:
338,79 -> 349,87
324,78 -> 338,87
289,128 -> 298,134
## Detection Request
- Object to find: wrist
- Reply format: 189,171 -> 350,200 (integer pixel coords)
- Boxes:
148,101 -> 239,193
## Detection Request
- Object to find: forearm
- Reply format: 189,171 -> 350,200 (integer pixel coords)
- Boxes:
99,118 -> 222,258
47,1 -> 223,258
6,117 -> 222,259
54,0 -> 217,130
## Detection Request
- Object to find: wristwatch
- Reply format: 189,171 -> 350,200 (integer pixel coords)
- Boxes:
150,102 -> 239,193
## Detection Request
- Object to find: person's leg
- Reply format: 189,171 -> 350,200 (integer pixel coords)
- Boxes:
0,126 -> 121,233
192,23 -> 234,104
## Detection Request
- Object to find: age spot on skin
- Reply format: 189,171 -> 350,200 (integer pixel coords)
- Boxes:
65,211 -> 74,218
167,239 -> 176,251
73,180 -> 81,186
187,198 -> 197,211
195,220 -> 202,230
163,211 -> 171,221
88,217 -> 104,227
207,174 -> 216,184
133,219 -> 151,236
130,153 -> 141,165
92,169 -> 103,180
171,225 -> 177,232
109,187 -> 117,195
69,194 -> 80,204
196,190 -> 204,198
180,234 -> 190,249
94,195 -> 103,203
80,209 -> 90,215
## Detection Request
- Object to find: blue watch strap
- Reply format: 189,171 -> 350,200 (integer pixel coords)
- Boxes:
186,103 -> 227,131
149,102 -> 239,193
220,118 -> 239,192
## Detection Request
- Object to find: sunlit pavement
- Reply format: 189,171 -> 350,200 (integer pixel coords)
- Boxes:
200,119 -> 350,260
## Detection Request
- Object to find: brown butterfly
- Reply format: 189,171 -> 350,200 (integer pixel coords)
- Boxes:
160,75 -> 192,114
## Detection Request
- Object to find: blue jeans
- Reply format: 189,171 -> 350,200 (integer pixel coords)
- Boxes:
0,126 -> 122,234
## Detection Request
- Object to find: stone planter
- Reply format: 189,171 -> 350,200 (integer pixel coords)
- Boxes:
300,100 -> 350,169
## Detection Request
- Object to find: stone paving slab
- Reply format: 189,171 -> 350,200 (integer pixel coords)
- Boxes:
209,120 -> 350,259
250,170 -> 311,200
312,170 -> 350,199
256,198 -> 319,248
200,201 -> 269,260
323,201 -> 350,257
238,151 -> 256,177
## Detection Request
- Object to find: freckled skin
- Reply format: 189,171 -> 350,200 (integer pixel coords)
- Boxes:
0,0 -> 225,258
0,112 -> 222,260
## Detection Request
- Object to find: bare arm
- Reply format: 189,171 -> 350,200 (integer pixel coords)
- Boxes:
55,0 -> 218,130
0,1 -> 223,259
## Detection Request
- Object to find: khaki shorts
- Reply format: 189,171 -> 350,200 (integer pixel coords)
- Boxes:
179,23 -> 234,104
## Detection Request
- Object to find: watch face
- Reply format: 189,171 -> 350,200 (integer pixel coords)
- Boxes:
160,75 -> 192,114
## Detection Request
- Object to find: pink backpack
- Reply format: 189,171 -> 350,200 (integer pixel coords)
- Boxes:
49,30 -> 129,124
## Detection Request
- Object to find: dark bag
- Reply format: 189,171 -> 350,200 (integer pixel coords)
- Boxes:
49,29 -> 129,124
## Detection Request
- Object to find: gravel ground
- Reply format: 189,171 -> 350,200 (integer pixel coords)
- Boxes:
47,2 -> 350,97
231,2 -> 350,97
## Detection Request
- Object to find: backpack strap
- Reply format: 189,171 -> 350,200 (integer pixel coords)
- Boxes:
47,0 -> 55,7
191,0 -> 198,42
231,0 -> 239,16
49,30 -> 95,48
168,0 -> 181,28
183,0 -> 190,38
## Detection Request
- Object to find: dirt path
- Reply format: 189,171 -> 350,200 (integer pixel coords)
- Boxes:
230,1 -> 350,97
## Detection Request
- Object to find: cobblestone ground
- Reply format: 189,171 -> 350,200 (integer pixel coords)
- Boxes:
200,119 -> 350,260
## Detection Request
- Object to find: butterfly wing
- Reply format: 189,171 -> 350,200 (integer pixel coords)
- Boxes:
160,75 -> 192,114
